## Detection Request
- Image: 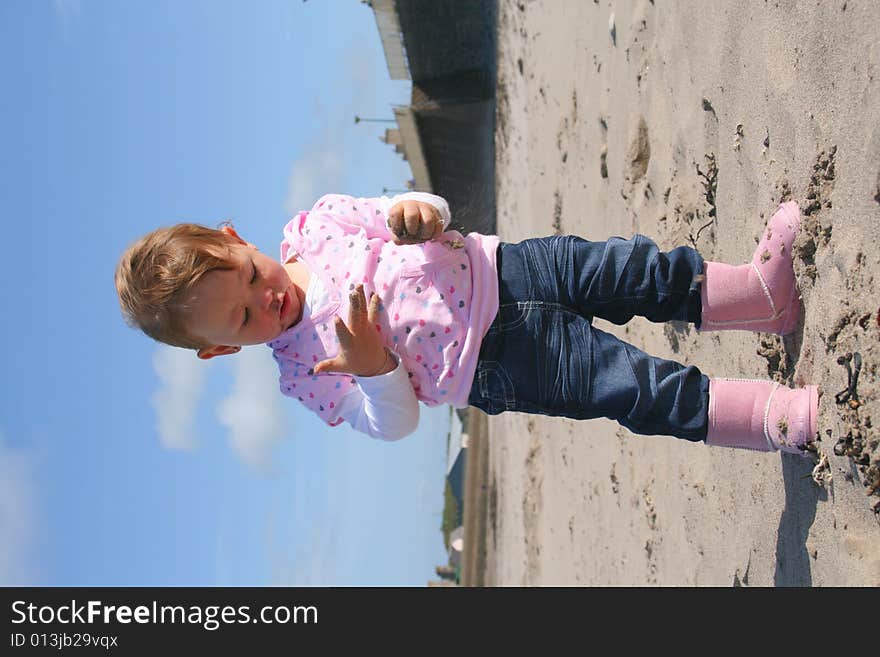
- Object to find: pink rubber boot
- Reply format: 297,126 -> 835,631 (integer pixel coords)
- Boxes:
700,201 -> 802,335
706,378 -> 818,455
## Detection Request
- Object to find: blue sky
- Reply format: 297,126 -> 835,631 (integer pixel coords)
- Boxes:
1,0 -> 452,586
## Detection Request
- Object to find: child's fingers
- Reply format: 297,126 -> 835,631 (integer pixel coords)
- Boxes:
332,315 -> 353,346
430,220 -> 444,240
312,356 -> 340,375
404,208 -> 423,239
423,205 -> 443,239
348,285 -> 367,327
366,291 -> 381,325
387,205 -> 407,240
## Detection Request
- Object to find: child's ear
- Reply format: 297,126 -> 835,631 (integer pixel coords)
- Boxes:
196,345 -> 241,360
219,226 -> 257,250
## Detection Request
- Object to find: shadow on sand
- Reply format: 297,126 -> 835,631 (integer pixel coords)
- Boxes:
773,453 -> 825,586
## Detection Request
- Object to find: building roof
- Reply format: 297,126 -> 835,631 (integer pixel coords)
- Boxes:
370,0 -> 410,80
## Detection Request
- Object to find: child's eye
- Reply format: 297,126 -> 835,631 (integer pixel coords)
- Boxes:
242,260 -> 257,327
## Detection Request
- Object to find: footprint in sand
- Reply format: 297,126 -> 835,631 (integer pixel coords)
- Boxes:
622,115 -> 650,200
793,146 -> 837,283
599,116 -> 609,179
803,146 -> 837,219
552,190 -> 563,235
522,435 -> 544,582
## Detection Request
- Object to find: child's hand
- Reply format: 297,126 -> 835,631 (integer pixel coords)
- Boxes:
312,284 -> 394,377
387,200 -> 444,245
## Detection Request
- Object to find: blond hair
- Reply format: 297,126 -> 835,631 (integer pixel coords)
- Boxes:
115,223 -> 238,349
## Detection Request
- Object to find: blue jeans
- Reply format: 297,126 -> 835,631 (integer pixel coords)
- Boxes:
467,234 -> 710,442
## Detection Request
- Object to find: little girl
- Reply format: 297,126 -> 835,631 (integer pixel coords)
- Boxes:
115,192 -> 818,453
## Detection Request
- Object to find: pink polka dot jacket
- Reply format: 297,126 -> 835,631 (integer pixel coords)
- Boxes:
267,194 -> 500,428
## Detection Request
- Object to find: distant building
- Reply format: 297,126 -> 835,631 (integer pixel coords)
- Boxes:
430,529 -> 463,587
447,526 -> 464,569
369,0 -> 498,235
435,564 -> 457,580
446,406 -> 468,522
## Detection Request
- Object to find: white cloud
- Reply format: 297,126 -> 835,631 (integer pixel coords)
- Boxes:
0,429 -> 40,585
151,345 -> 210,451
284,36 -> 410,215
285,147 -> 345,216
216,347 -> 288,474
151,343 -> 289,472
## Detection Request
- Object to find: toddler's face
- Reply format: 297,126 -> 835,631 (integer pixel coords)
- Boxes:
186,231 -> 304,357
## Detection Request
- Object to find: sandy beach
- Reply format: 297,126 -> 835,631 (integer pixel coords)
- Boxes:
464,0 -> 880,586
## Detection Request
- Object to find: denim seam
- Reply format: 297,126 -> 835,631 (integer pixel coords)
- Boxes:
609,235 -> 639,295
491,300 -> 573,332
489,303 -> 593,412
478,361 -> 516,409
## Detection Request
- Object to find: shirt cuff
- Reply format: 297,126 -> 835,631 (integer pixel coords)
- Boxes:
353,350 -> 402,389
343,350 -> 420,440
